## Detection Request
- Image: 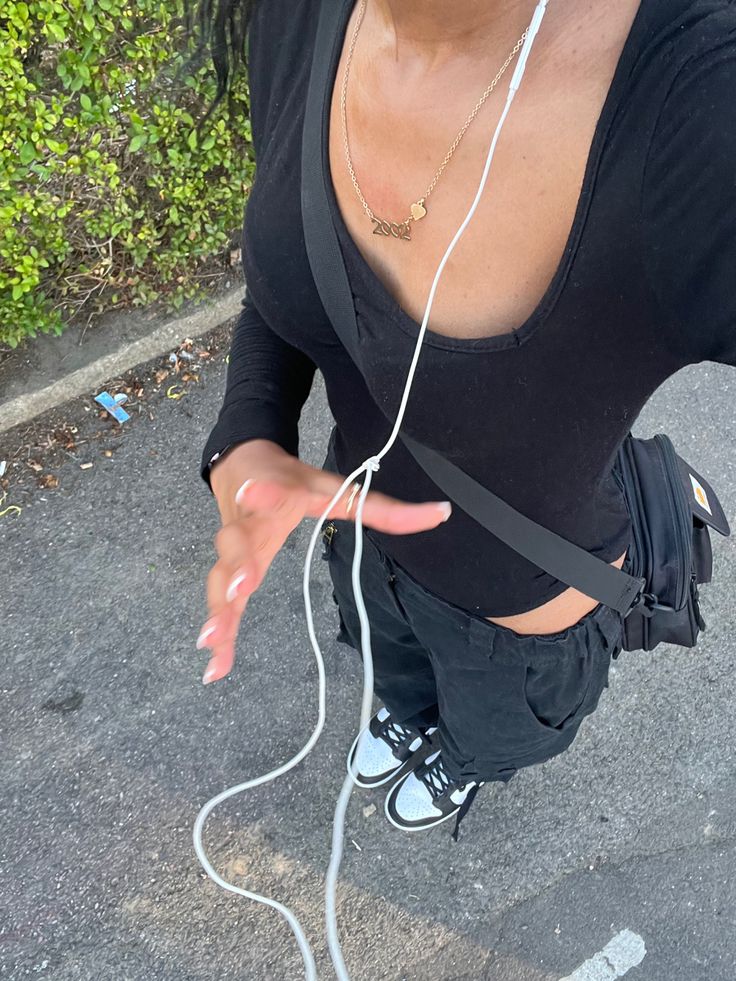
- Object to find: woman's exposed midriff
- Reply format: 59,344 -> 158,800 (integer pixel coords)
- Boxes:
484,548 -> 628,635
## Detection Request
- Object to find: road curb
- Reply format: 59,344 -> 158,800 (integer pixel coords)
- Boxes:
0,287 -> 242,435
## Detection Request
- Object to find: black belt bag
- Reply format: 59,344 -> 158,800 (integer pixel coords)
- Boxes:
301,0 -> 731,653
611,433 -> 730,650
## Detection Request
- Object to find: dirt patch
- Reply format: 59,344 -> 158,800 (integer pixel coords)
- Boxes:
0,274 -> 241,406
0,319 -> 234,515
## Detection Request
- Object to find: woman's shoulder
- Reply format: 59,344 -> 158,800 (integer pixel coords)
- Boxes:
651,0 -> 736,73
246,0 -> 325,149
248,0 -> 323,71
639,0 -> 736,367
647,0 -> 736,137
628,0 -> 736,155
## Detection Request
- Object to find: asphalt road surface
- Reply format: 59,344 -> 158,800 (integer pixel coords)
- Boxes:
3,351 -> 736,980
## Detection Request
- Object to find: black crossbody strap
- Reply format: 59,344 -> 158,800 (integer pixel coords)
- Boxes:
301,0 -> 363,366
401,434 -> 644,615
300,0 -> 644,616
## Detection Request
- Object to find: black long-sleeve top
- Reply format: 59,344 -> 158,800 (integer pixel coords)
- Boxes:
201,0 -> 736,617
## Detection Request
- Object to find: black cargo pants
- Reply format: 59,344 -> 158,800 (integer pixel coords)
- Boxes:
322,443 -> 629,787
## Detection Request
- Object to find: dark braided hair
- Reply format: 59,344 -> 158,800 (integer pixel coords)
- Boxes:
182,0 -> 258,119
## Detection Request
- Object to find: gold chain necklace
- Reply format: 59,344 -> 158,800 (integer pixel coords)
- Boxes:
340,0 -> 530,242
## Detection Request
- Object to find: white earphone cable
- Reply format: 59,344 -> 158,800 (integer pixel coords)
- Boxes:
193,4 -> 549,978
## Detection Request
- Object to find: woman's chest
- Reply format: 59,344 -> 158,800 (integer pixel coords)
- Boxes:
243,0 -> 664,397
326,1 -> 643,341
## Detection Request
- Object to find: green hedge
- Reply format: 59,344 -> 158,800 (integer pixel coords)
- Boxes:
0,0 -> 253,348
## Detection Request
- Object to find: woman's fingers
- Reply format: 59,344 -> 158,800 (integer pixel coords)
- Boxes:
201,561 -> 238,683
201,539 -> 255,683
235,476 -> 307,522
237,473 -> 452,535
202,627 -> 238,685
310,482 -> 451,533
201,510 -> 296,684
214,521 -> 261,600
199,464 -> 451,685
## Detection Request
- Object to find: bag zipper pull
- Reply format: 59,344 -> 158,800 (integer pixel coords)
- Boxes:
321,521 -> 337,559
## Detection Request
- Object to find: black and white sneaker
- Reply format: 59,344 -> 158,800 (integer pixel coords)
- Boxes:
347,707 -> 436,788
384,750 -> 482,838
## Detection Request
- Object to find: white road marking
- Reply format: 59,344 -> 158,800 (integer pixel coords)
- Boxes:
559,929 -> 647,981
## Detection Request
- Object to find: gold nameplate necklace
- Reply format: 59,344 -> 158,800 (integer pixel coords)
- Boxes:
340,0 -> 530,242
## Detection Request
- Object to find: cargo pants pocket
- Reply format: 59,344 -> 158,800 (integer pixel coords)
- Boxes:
520,614 -> 616,736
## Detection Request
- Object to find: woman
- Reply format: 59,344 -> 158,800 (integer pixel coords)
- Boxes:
195,0 -> 736,835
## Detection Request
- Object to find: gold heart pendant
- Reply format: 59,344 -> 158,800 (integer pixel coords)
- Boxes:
410,201 -> 427,221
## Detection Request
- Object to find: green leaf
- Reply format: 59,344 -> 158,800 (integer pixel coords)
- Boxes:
129,134 -> 148,152
46,21 -> 67,42
187,129 -> 197,151
19,142 -> 36,164
80,93 -> 92,111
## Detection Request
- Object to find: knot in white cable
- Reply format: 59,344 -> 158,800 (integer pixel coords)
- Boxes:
364,456 -> 381,473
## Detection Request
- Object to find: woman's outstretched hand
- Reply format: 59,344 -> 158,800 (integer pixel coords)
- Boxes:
197,439 -> 451,684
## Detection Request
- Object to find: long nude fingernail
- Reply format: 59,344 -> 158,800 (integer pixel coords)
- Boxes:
196,624 -> 216,649
235,478 -> 255,506
202,664 -> 218,685
437,502 -> 452,522
226,572 -> 247,603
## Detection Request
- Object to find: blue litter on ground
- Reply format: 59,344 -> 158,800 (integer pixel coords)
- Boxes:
94,391 -> 130,423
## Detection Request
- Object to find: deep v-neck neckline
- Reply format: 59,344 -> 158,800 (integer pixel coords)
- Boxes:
316,0 -> 650,354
